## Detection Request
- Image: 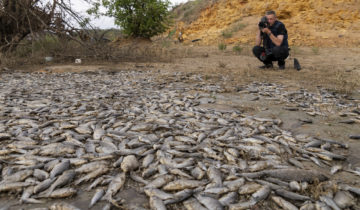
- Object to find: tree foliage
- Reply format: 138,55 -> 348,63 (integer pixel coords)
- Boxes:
90,0 -> 171,38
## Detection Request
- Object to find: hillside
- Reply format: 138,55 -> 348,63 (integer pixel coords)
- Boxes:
171,0 -> 360,47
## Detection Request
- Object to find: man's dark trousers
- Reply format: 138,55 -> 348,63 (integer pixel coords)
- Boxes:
253,46 -> 289,66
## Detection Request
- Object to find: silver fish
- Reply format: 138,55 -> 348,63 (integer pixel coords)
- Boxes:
252,185 -> 271,202
149,196 -> 166,210
163,179 -> 207,191
219,192 -> 238,206
333,191 -> 355,209
50,202 -> 81,210
50,159 -> 70,178
195,193 -> 224,210
145,188 -> 174,200
271,196 -> 299,210
33,178 -> 55,194
183,198 -> 207,210
46,170 -> 76,195
89,188 -> 104,208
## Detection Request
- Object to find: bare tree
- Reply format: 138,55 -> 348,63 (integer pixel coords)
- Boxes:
0,0 -> 96,52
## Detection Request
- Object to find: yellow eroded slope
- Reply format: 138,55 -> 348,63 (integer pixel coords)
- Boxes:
175,0 -> 360,47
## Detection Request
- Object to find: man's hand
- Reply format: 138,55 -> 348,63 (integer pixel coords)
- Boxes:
261,28 -> 271,35
262,28 -> 284,46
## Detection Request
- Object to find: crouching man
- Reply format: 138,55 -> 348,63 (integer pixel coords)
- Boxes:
253,11 -> 289,69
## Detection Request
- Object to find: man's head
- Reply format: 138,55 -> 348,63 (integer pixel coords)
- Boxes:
265,11 -> 277,26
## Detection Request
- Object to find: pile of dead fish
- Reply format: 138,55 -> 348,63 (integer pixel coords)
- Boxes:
0,71 -> 359,210
244,82 -> 360,117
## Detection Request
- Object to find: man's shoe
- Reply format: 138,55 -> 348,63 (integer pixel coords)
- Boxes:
259,63 -> 273,69
278,60 -> 285,70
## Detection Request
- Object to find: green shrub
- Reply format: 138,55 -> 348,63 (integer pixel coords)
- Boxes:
232,45 -> 242,54
222,31 -> 233,38
218,43 -> 227,51
231,23 -> 247,32
312,46 -> 320,55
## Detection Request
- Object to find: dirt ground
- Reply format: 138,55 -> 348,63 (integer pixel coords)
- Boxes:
2,45 -> 360,209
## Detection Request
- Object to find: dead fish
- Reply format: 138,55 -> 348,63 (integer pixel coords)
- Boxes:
43,187 -> 77,198
50,202 -> 81,210
87,177 -> 106,191
241,169 -> 329,183
248,161 -> 268,172
44,159 -> 60,172
164,189 -> 193,205
130,171 -> 149,185
333,191 -> 355,209
229,200 -> 256,210
197,133 -> 207,143
252,185 -> 271,202
142,154 -> 155,168
169,168 -> 192,179
40,144 -> 75,156
145,188 -> 174,200
50,159 -> 70,178
299,201 -> 315,210
89,188 -> 104,208
275,189 -> 311,201
319,196 -> 340,210
315,201 -> 331,210
149,196 -> 166,210
339,184 -> 360,196
47,170 -> 76,195
130,124 -> 153,132
224,178 -> 245,191
203,187 -> 229,195
183,198 -> 207,210
271,196 -> 298,210
146,175 -> 173,189
207,167 -> 222,187
103,172 -> 126,200
238,183 -> 262,195
21,186 -> 45,204
191,167 -> 205,180
75,161 -> 107,174
142,167 -> 158,179
175,136 -> 197,144
0,182 -> 33,192
93,125 -> 105,140
0,133 -> 11,141
75,166 -> 108,185
330,165 -> 342,175
33,169 -> 49,181
255,180 -> 283,190
289,181 -> 301,192
33,178 -> 55,194
163,179 -> 207,191
2,169 -> 33,183
288,158 -> 304,169
195,193 -> 224,210
219,192 -> 238,206
75,125 -> 92,135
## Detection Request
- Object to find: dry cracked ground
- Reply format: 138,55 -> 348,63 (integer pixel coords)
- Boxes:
0,45 -> 359,209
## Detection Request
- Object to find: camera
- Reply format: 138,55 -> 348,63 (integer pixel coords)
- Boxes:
258,16 -> 269,30
259,49 -> 273,61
